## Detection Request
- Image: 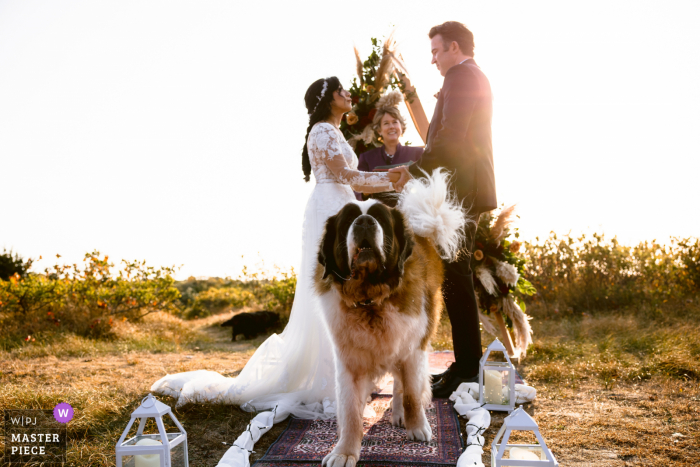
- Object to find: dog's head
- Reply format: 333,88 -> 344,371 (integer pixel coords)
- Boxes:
318,200 -> 414,286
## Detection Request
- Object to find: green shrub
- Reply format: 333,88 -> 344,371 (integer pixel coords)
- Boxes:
0,248 -> 32,280
185,286 -> 255,319
259,269 -> 297,314
176,266 -> 297,319
0,251 -> 180,343
523,233 -> 698,314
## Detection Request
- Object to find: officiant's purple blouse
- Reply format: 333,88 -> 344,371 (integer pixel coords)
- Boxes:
354,143 -> 424,201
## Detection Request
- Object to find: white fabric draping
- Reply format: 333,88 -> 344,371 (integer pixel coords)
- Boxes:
449,382 -> 537,467
215,409 -> 283,467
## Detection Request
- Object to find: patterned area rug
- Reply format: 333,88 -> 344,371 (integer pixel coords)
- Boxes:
254,395 -> 463,467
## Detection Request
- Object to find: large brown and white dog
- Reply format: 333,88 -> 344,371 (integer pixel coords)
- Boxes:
315,169 -> 467,467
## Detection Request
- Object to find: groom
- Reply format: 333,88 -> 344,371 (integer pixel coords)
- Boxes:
391,21 -> 496,397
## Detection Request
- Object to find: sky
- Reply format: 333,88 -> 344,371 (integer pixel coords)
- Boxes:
1,0 -> 699,279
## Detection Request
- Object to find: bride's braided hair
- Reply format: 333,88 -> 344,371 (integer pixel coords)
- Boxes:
301,76 -> 342,182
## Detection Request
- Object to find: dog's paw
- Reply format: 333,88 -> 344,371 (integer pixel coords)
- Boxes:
391,407 -> 405,427
322,451 -> 358,467
406,419 -> 432,442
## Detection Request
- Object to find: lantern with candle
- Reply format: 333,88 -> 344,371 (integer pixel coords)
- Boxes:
491,406 -> 558,466
116,394 -> 188,467
479,338 -> 516,412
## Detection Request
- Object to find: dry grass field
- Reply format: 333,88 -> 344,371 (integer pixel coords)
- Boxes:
1,303 -> 699,466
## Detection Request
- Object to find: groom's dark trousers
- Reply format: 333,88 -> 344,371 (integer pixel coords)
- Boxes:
410,58 -> 496,377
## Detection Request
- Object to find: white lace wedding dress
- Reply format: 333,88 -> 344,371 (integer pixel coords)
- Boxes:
151,122 -> 392,419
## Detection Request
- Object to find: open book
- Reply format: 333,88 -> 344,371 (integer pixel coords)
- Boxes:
372,160 -> 416,172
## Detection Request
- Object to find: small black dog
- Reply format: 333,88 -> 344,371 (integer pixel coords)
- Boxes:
220,310 -> 280,341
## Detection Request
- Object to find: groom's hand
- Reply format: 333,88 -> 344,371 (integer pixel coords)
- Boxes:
388,166 -> 412,192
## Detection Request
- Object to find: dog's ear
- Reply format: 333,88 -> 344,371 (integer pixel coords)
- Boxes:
391,209 -> 415,276
318,214 -> 339,279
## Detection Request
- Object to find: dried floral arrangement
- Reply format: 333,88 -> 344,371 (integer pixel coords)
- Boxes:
473,205 -> 537,356
339,33 -> 415,154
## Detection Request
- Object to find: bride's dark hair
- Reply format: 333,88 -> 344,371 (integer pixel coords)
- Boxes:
301,76 -> 342,182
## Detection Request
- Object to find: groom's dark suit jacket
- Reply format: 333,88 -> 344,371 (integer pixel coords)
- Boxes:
410,59 -> 496,213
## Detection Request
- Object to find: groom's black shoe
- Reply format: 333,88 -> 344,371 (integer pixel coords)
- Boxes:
431,368 -> 479,398
430,362 -> 457,384
430,366 -> 452,384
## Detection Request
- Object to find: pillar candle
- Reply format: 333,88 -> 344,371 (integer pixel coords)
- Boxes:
484,370 -> 503,404
510,447 -> 540,460
134,438 -> 162,467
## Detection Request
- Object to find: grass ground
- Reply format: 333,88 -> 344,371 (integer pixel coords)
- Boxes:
1,302 -> 699,466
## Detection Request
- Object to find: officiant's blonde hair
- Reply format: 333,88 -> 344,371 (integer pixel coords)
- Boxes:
371,91 -> 407,136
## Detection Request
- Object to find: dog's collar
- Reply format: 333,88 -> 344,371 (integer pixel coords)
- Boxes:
333,270 -> 353,281
353,298 -> 375,308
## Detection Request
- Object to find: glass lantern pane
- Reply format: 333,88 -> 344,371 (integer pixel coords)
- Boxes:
486,361 -> 512,369
483,369 -> 510,405
505,446 -> 544,460
119,455 -> 136,467
170,439 -> 187,467
123,434 -> 164,446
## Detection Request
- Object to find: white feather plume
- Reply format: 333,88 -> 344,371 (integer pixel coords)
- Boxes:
495,260 -> 520,287
502,296 -> 534,358
397,168 -> 468,260
475,265 -> 498,296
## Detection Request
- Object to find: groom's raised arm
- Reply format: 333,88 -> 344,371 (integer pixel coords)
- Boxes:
410,65 -> 479,178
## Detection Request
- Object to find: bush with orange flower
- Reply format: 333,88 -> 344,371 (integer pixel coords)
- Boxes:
0,251 -> 180,342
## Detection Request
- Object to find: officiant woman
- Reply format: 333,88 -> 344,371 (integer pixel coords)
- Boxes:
354,94 -> 422,206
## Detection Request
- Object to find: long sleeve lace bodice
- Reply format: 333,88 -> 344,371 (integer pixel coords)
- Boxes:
308,122 -> 392,193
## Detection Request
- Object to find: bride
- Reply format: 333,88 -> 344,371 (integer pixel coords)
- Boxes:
152,76 -> 408,419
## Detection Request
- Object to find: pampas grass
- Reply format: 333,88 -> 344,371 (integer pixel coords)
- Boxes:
490,205 -> 517,242
354,45 -> 364,87
376,90 -> 403,109
372,32 -> 396,99
347,125 -> 377,148
478,309 -> 499,337
502,296 -> 533,357
476,265 -> 499,296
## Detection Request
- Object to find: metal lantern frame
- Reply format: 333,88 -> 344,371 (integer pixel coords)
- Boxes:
491,406 -> 559,467
116,393 -> 189,467
479,338 -> 516,412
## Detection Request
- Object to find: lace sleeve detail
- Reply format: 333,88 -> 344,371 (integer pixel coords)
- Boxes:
312,123 -> 393,193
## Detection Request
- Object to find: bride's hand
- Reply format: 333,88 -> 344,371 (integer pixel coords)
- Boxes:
388,172 -> 401,183
388,166 -> 412,192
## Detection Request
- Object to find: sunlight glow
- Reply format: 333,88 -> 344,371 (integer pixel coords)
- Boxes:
1,0 -> 699,278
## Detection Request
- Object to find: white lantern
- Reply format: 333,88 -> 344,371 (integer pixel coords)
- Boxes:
479,338 -> 516,412
116,394 -> 188,467
491,406 -> 559,466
